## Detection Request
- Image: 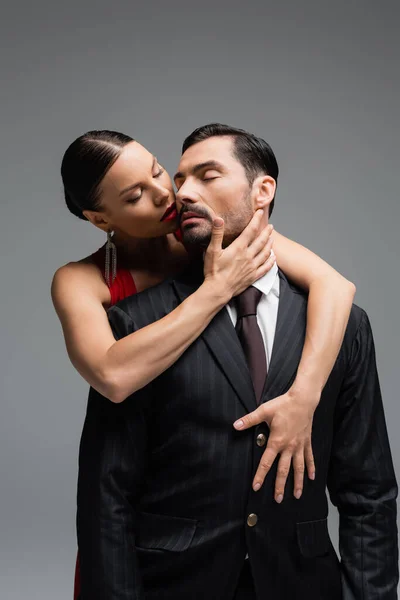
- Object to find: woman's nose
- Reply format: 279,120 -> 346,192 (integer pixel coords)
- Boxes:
154,184 -> 170,206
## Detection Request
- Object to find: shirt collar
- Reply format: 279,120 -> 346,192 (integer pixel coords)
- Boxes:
251,260 -> 279,298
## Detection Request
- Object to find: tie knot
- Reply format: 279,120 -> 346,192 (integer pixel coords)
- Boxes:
235,286 -> 263,319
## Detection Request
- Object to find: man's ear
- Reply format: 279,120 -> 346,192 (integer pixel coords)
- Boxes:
253,175 -> 276,212
82,209 -> 110,232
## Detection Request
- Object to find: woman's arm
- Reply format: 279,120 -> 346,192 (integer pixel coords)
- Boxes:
273,229 -> 356,395
234,229 -> 356,501
51,212 -> 274,404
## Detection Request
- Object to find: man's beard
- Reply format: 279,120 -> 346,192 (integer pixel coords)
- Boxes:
179,190 -> 253,252
179,204 -> 214,252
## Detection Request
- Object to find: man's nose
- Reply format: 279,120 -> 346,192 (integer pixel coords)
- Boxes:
176,181 -> 198,205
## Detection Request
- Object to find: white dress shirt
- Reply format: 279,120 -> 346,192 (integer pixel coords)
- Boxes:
225,261 -> 280,368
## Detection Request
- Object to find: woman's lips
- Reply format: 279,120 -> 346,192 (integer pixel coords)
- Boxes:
160,204 -> 178,222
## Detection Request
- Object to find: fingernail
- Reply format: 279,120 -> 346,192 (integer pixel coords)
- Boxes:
253,482 -> 261,491
234,420 -> 244,429
310,472 -> 315,480
295,490 -> 302,499
276,494 -> 283,504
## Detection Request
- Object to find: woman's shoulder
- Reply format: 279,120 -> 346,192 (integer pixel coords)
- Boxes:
53,243 -> 122,281
56,245 -> 138,306
51,252 -> 111,309
52,250 -> 106,283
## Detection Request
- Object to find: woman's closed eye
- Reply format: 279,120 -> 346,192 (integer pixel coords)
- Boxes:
127,167 -> 164,202
127,191 -> 142,203
154,166 -> 165,178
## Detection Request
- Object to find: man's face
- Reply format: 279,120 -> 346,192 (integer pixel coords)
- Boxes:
174,136 -> 255,249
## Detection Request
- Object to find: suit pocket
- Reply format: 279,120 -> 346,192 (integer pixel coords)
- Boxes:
296,517 -> 331,558
136,511 -> 198,552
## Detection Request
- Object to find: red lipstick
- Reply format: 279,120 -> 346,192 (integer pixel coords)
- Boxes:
160,204 -> 178,222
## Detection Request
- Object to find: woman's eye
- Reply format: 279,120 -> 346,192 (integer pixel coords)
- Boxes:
154,167 -> 164,178
128,193 -> 142,203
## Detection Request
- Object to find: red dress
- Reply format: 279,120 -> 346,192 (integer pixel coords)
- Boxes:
74,245 -> 137,600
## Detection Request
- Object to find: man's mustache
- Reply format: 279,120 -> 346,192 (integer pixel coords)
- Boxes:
179,204 -> 212,222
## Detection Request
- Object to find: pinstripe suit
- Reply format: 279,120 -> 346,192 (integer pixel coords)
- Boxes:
77,264 -> 398,599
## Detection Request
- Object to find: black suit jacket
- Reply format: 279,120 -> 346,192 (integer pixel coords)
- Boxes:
77,267 -> 398,599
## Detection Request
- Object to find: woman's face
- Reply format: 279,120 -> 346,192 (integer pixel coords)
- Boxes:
88,141 -> 178,238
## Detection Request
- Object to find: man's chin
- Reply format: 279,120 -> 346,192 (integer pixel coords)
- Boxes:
181,225 -> 212,252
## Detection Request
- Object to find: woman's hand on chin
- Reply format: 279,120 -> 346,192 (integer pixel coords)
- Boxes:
202,209 -> 276,302
233,386 -> 319,502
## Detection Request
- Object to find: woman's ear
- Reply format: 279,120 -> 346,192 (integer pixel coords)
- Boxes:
253,175 -> 276,212
82,209 -> 110,232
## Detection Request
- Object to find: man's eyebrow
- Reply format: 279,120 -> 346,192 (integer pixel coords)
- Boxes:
174,160 -> 224,181
119,156 -> 157,196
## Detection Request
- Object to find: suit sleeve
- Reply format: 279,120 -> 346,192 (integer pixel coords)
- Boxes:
327,309 -> 399,599
78,305 -> 150,600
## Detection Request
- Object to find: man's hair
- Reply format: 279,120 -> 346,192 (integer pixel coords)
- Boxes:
182,123 -> 279,216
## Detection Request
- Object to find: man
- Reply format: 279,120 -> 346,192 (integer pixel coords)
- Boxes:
78,124 -> 398,599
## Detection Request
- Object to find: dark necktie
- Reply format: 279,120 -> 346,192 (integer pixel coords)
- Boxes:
235,286 -> 267,404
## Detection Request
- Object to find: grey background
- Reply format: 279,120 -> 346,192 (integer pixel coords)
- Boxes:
1,1 -> 399,598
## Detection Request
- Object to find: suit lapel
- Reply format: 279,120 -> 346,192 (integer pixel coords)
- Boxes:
262,271 -> 307,402
171,264 -> 307,413
171,264 -> 256,414
200,310 -> 257,414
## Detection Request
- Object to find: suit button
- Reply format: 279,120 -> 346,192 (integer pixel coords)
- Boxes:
256,433 -> 267,447
247,513 -> 258,527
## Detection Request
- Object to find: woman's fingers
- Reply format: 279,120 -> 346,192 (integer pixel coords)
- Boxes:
229,209 -> 264,249
233,403 -> 270,430
254,239 -> 274,271
252,442 -> 311,499
256,252 -> 276,279
206,217 -> 225,254
292,449 -> 305,499
252,445 -> 279,491
234,392 -> 317,502
304,439 -> 316,480
272,450 -> 293,503
252,444 -> 310,500
253,232 -> 273,264
249,223 -> 274,257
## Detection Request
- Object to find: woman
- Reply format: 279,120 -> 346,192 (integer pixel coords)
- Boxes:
51,130 -> 355,598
